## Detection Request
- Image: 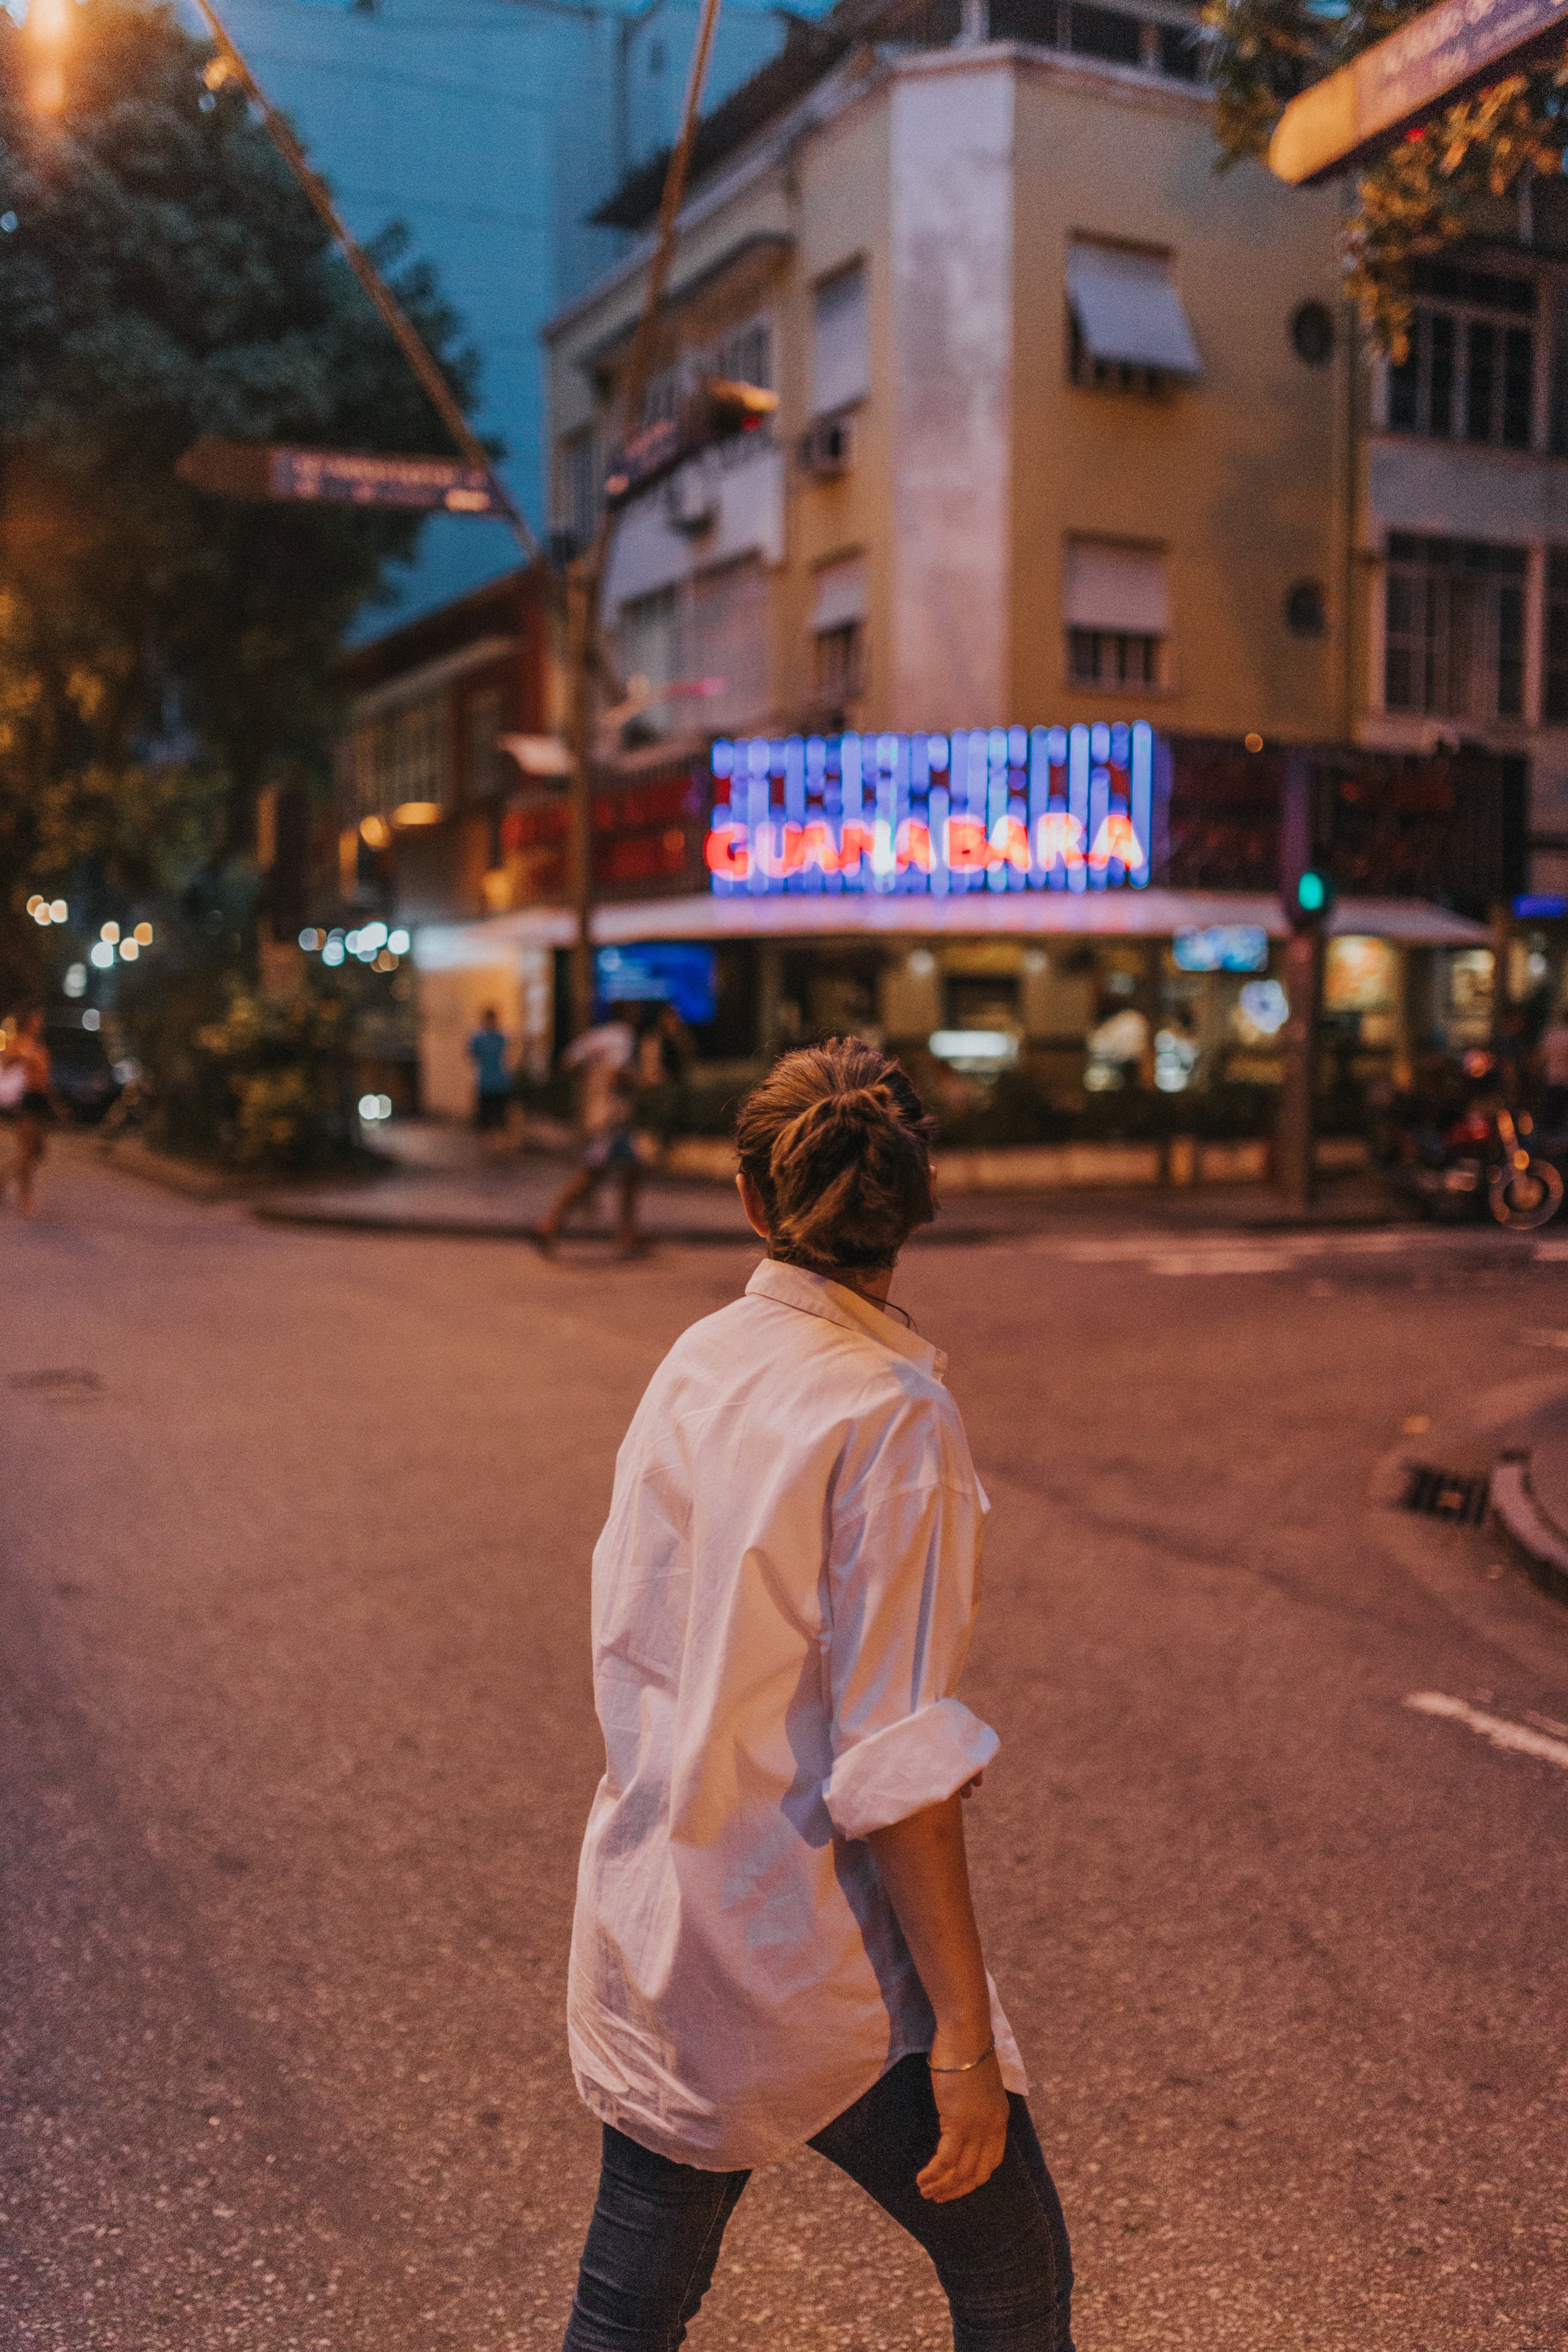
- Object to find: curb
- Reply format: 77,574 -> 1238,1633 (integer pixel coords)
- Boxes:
248,1203 -> 1020,1248
1491,1458 -> 1568,1607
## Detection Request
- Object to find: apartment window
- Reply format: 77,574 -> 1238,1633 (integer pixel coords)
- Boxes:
618,586 -> 682,735
351,692 -> 448,821
1386,263 -> 1536,449
812,262 -> 868,417
1064,538 -> 1168,689
562,431 -> 599,550
1384,534 -> 1526,721
1066,239 -> 1202,393
1546,551 -> 1568,722
692,557 -> 770,735
463,685 -> 506,798
714,315 -> 772,392
812,553 -> 867,705
815,624 -> 864,701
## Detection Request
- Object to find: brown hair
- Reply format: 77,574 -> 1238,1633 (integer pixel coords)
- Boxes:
735,1038 -> 936,1275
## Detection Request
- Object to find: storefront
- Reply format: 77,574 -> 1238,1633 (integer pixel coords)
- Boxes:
409,724 -> 1497,1122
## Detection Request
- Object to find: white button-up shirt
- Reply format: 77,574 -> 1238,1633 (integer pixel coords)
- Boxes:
567,1259 -> 1026,2171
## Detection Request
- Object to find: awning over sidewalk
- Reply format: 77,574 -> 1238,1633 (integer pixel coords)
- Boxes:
413,891 -> 1492,971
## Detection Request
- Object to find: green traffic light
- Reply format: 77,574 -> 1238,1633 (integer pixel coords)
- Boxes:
1297,870 -> 1327,914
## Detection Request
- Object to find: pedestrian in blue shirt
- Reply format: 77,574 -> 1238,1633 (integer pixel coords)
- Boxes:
468,1007 -> 512,1150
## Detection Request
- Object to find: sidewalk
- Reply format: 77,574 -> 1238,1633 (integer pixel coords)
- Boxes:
1493,1390 -> 1568,1604
242,1117 -> 1410,1248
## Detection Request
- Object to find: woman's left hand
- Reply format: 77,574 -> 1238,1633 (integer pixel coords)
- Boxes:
918,2048 -> 1009,2202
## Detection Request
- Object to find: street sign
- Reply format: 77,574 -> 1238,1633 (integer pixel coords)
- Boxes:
1269,0 -> 1568,185
175,438 -> 502,514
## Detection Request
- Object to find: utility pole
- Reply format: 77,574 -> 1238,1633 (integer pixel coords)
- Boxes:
188,0 -> 726,1044
1276,751 -> 1334,1212
187,0 -> 540,568
563,0 -> 725,1037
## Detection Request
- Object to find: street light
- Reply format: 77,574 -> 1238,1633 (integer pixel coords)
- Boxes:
28,0 -> 70,116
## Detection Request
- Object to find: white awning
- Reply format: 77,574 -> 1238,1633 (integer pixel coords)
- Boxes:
1067,242 -> 1203,378
1064,541 -> 1170,635
812,555 -> 868,633
414,893 -> 1491,966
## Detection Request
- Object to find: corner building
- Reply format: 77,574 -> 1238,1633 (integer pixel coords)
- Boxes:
401,0 -> 1533,1118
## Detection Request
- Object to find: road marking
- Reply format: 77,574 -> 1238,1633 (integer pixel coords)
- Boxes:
1043,1225 -> 1521,1271
1145,1250 -> 1298,1277
1405,1690 -> 1568,1771
1518,1327 -> 1568,1350
1534,1239 -> 1568,1262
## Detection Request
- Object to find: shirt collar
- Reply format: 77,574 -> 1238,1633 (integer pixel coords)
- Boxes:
744,1259 -> 947,1385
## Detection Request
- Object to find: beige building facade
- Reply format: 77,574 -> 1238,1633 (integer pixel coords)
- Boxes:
545,9 -> 1347,755
544,0 -> 1568,897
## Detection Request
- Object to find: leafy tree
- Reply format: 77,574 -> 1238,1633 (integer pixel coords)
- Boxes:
1204,0 -> 1568,355
0,0 -> 482,1005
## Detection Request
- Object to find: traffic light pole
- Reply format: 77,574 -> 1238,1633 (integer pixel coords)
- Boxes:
1276,926 -> 1323,1213
1276,751 -> 1322,1212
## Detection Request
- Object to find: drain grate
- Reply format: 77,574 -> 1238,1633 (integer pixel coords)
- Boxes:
1403,1464 -> 1490,1525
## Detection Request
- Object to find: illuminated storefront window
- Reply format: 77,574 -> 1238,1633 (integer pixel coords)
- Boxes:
705,723 -> 1158,897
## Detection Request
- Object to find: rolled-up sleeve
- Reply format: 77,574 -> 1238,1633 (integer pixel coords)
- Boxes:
820,1442 -> 998,1841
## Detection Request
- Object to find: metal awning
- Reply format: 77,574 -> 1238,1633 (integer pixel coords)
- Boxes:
414,892 -> 1491,969
1066,242 -> 1203,379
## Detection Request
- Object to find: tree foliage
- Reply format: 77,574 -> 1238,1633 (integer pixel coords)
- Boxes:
0,0 -> 481,1000
1204,0 -> 1568,357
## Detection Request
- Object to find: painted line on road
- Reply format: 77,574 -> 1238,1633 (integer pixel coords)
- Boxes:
1143,1250 -> 1299,1277
1405,1690 -> 1568,1771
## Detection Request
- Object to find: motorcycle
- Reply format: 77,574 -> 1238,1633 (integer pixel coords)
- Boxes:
1388,1098 -> 1564,1230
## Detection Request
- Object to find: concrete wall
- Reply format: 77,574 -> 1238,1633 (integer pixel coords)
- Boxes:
888,58 -> 1016,730
1009,58 -> 1342,742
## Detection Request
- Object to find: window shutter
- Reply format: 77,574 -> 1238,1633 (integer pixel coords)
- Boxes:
1064,541 -> 1170,634
812,263 -> 869,416
1066,242 -> 1202,378
812,555 -> 868,633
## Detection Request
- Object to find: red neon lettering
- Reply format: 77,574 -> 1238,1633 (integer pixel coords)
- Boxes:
838,819 -> 876,873
896,819 -> 932,871
798,820 -> 841,874
1088,812 -> 1145,871
756,821 -> 805,879
945,816 -> 989,870
1035,812 -> 1086,869
990,814 -> 1030,871
704,823 -> 750,878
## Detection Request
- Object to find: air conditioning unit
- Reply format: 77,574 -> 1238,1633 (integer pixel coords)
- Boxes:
798,413 -> 854,480
664,459 -> 717,535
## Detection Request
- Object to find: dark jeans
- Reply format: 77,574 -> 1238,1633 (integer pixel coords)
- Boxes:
560,2055 -> 1074,2352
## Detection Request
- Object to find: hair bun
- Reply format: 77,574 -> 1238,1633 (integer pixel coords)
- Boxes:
735,1039 -> 935,1275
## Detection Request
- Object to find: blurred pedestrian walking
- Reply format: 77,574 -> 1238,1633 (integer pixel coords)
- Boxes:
468,1005 -> 514,1153
537,1006 -> 643,1257
1,1010 -> 67,1217
559,1038 -> 1074,2351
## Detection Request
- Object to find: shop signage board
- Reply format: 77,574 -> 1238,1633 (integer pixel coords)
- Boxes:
1268,0 -> 1568,186
176,437 -> 500,513
705,724 -> 1160,897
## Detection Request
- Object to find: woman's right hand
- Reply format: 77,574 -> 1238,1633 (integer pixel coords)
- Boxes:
917,2046 -> 1010,2203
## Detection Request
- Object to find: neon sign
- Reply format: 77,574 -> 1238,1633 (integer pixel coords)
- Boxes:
706,725 -> 1158,896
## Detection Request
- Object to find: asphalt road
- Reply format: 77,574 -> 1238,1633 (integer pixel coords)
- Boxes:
3,1155 -> 1567,2352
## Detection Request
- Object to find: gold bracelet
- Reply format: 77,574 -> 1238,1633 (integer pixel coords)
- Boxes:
927,2037 -> 996,2074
